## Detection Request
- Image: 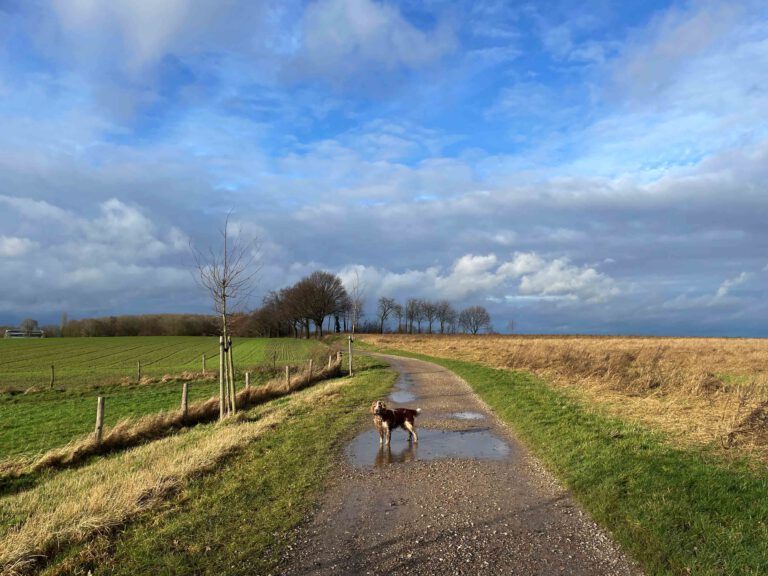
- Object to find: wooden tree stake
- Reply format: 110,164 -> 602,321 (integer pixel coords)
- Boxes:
308,358 -> 313,378
202,353 -> 206,376
136,360 -> 142,383
285,365 -> 290,391
50,364 -> 55,389
219,336 -> 225,419
227,336 -> 236,414
245,371 -> 250,389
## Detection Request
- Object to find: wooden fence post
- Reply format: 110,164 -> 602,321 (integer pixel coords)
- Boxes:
308,358 -> 313,378
202,353 -> 206,376
348,336 -> 354,377
50,364 -> 55,389
181,382 -> 189,418
285,366 -> 290,391
136,360 -> 142,383
328,355 -> 332,369
95,396 -> 105,444
245,372 -> 250,389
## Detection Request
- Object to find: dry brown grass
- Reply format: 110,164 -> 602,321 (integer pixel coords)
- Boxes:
362,334 -> 768,459
0,376 -> 350,576
1,357 -> 343,479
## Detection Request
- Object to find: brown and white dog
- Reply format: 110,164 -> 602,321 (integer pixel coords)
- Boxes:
370,400 -> 421,446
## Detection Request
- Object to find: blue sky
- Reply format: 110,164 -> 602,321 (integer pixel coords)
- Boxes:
0,0 -> 766,335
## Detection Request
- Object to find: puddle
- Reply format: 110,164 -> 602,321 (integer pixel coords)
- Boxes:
452,411 -> 485,420
347,428 -> 512,467
389,390 -> 416,403
388,374 -> 417,404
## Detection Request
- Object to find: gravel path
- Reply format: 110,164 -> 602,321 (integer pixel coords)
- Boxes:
278,354 -> 642,576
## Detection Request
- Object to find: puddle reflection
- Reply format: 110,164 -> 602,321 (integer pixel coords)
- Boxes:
388,374 -> 417,404
452,411 -> 485,420
347,428 -> 512,467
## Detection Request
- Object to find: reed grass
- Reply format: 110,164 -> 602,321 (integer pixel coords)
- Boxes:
362,335 -> 768,459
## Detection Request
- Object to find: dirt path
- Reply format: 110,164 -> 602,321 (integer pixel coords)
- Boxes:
278,354 -> 642,575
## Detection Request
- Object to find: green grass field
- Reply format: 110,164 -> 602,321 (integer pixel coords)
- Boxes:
0,336 -> 328,391
0,337 -> 330,459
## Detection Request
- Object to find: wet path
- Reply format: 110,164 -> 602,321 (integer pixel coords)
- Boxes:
279,354 -> 642,575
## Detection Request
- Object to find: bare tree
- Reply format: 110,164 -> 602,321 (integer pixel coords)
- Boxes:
392,303 -> 404,333
413,299 -> 427,333
293,271 -> 348,338
422,300 -> 438,334
192,214 -> 259,418
458,306 -> 492,335
376,297 -> 397,333
435,300 -> 456,334
348,270 -> 365,335
405,298 -> 419,334
20,318 -> 39,332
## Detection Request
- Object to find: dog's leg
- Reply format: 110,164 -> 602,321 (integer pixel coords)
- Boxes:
404,421 -> 418,443
385,424 -> 391,446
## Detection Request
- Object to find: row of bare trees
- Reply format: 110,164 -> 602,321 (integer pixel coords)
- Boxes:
247,271 -> 352,338
376,297 -> 492,335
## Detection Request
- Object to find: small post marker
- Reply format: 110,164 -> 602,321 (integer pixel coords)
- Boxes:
245,371 -> 250,389
285,366 -> 290,391
136,360 -> 142,383
95,396 -> 105,444
50,364 -> 55,389
181,382 -> 189,418
348,336 -> 354,376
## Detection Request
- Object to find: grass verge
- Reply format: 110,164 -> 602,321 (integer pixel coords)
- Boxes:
376,349 -> 768,576
0,358 -> 344,486
30,356 -> 394,576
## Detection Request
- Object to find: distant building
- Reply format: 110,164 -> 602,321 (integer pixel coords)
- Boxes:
4,329 -> 46,338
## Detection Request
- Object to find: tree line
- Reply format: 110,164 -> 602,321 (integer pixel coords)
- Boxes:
245,272 -> 493,337
13,270 -> 494,338
374,298 -> 491,335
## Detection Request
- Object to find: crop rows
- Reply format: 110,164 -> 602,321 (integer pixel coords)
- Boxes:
0,337 -> 331,458
0,336 -> 328,391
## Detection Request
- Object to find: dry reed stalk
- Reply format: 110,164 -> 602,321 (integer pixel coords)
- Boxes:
0,379 -> 350,576
362,334 -> 768,459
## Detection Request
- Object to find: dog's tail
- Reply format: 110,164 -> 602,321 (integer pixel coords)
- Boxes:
416,408 -> 422,414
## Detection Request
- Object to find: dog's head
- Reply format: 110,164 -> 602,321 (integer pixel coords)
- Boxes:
370,400 -> 387,415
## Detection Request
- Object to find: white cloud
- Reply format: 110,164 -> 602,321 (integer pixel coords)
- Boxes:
295,0 -> 456,81
715,271 -> 751,300
336,251 -> 619,305
0,236 -> 37,257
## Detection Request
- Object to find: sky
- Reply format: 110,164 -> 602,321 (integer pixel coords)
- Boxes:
0,0 -> 766,336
